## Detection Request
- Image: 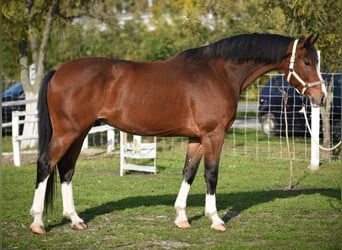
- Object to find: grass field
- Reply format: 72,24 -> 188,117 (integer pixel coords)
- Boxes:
2,137 -> 341,249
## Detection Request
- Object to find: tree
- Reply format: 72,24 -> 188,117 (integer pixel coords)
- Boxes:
2,0 -> 340,152
2,0 -> 94,147
268,0 -> 341,72
2,0 -> 60,147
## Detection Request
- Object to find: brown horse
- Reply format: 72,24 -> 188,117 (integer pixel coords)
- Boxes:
30,33 -> 326,234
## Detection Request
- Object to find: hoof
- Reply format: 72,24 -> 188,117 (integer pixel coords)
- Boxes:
72,222 -> 88,230
31,225 -> 46,234
212,224 -> 227,232
176,220 -> 191,229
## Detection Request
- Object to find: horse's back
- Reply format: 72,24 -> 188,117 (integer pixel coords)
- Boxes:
47,57 -> 199,136
47,56 -> 232,137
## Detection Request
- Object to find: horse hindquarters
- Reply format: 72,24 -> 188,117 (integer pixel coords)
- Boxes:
30,70 -> 88,234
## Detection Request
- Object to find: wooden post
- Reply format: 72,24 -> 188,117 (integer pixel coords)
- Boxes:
308,51 -> 321,170
12,112 -> 21,167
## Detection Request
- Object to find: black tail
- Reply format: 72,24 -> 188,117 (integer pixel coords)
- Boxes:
36,69 -> 56,212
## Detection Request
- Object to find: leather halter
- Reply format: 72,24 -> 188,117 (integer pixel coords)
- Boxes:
286,39 -> 324,95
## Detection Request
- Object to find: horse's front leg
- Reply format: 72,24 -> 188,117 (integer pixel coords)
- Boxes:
204,183 -> 226,231
174,138 -> 203,229
203,131 -> 227,232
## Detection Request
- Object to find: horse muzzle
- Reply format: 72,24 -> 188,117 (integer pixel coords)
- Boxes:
310,96 -> 326,108
310,80 -> 327,108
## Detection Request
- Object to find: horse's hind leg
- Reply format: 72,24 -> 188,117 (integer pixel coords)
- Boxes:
57,135 -> 87,230
30,174 -> 49,234
174,138 -> 203,229
30,132 -> 84,234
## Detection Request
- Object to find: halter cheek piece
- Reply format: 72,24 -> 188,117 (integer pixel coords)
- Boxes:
286,39 -> 324,95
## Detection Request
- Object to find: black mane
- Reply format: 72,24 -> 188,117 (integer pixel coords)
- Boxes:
181,33 -> 295,64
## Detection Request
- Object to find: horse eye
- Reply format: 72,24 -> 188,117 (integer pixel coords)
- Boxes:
304,61 -> 310,66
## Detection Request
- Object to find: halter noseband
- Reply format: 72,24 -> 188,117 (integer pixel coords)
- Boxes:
286,39 -> 324,95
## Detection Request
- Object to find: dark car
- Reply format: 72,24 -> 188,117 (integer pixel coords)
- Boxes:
2,82 -> 25,124
258,73 -> 341,141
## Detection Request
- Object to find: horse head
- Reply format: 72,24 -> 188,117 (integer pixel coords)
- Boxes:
285,34 -> 327,107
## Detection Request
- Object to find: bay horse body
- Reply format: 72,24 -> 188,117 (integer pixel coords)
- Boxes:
30,33 -> 326,234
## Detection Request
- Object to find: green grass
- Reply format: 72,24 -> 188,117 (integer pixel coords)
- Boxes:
1,136 -> 14,152
235,111 -> 258,120
2,137 -> 341,249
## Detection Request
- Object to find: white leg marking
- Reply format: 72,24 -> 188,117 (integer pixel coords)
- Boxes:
61,181 -> 84,226
174,180 -> 191,224
205,194 -> 225,228
30,176 -> 49,228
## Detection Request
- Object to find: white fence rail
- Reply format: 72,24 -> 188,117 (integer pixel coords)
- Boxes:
2,99 -> 37,128
11,111 -> 39,166
10,111 -> 115,166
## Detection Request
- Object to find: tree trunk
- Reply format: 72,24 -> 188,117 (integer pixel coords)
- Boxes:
29,32 -> 39,66
33,0 -> 59,92
321,79 -> 333,160
19,39 -> 38,149
19,40 -> 30,88
20,1 -> 59,149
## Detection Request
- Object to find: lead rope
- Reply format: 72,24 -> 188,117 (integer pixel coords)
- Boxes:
300,106 -> 341,151
282,39 -> 339,189
282,90 -> 341,190
278,88 -> 293,189
281,88 -> 342,189
283,90 -> 293,189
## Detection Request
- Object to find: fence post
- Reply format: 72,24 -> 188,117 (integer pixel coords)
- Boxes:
308,51 -> 320,170
107,129 -> 115,153
82,135 -> 89,151
308,107 -> 320,170
12,112 -> 21,167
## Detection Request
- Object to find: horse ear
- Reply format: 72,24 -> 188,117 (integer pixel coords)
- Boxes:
303,34 -> 319,47
311,34 -> 319,44
303,34 -> 313,48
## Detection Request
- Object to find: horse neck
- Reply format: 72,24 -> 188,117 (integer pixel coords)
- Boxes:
226,61 -> 282,91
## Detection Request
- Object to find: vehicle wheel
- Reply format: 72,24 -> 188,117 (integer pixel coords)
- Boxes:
260,113 -> 279,137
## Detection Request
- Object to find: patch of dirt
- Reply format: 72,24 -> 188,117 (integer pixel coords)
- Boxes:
271,186 -> 309,191
116,240 -> 195,249
2,151 -> 37,166
1,149 -> 119,167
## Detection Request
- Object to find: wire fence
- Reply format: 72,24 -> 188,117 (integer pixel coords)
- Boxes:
2,73 -> 341,162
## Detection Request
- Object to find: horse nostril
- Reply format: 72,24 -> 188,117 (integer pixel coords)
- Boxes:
310,96 -> 325,107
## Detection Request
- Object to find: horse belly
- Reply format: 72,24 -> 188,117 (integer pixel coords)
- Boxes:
102,93 -> 197,137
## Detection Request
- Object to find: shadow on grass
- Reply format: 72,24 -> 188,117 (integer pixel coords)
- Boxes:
47,187 -> 339,231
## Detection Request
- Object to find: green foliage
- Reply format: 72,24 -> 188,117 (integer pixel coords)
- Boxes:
45,0 -> 289,67
2,0 -> 340,86
268,0 -> 341,72
2,1 -> 26,82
